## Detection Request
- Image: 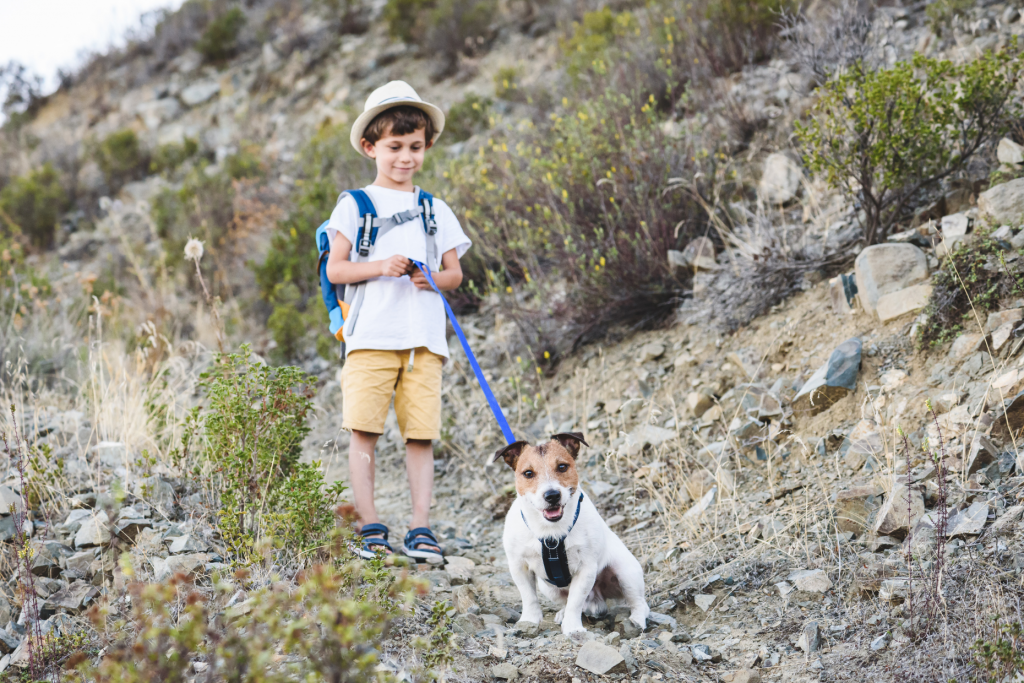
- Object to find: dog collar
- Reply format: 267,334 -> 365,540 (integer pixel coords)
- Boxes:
521,491 -> 584,588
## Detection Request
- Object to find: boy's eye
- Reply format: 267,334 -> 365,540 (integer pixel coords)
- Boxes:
522,470 -> 534,479
557,464 -> 568,472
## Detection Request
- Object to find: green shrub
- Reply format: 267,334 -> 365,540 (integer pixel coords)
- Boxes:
699,0 -> 794,75
72,563 -> 421,682
93,129 -> 148,189
0,163 -> 69,249
179,344 -> 343,561
444,89 -> 712,362
926,0 -> 974,37
149,137 -> 198,175
974,619 -> 1024,683
195,6 -> 246,63
797,46 -> 1022,244
223,141 -> 263,180
918,231 -> 1023,347
445,93 -> 492,142
383,0 -> 496,65
493,66 -> 524,101
560,8 -> 637,79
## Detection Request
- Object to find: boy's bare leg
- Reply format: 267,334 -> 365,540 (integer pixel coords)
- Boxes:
349,430 -> 387,546
405,438 -> 439,552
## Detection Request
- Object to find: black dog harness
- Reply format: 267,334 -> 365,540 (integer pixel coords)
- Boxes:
521,492 -> 585,588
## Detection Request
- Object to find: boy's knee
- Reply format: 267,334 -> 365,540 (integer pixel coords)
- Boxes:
406,438 -> 432,448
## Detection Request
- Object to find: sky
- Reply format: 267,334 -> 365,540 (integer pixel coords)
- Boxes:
0,0 -> 186,94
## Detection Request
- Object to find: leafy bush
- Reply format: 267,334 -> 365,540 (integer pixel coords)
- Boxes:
92,129 -> 148,189
223,142 -> 263,180
444,89 -> 711,362
72,563 -> 422,682
0,163 -> 70,249
383,0 -> 496,70
974,619 -> 1024,683
797,46 -> 1022,244
445,93 -> 492,142
195,6 -> 246,63
179,344 -> 343,560
251,122 -> 373,361
149,137 -> 199,175
918,231 -> 1023,347
560,8 -> 638,79
699,0 -> 794,75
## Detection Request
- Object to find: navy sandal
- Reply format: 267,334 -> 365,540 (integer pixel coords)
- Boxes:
355,523 -> 393,559
402,527 -> 444,564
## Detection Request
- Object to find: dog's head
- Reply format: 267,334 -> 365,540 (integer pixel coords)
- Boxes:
493,433 -> 589,523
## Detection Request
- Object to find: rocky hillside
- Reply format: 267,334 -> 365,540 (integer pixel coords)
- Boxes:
3,0 -> 1024,681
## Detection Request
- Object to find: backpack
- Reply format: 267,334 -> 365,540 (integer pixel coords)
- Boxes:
316,187 -> 439,344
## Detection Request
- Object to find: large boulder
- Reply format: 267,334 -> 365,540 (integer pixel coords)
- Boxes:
876,283 -> 933,322
998,138 -> 1024,167
179,80 -> 221,107
872,484 -> 924,539
979,178 -> 1024,227
834,485 -> 883,535
792,338 -> 862,415
854,244 -> 929,318
759,153 -> 802,204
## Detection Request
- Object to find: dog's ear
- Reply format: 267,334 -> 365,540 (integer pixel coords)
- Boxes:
493,440 -> 529,470
550,432 -> 589,459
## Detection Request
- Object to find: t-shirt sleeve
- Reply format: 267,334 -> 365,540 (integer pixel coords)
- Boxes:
326,194 -> 359,247
434,199 -> 472,259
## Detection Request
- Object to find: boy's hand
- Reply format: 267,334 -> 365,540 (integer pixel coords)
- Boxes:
410,268 -> 433,290
379,255 -> 413,278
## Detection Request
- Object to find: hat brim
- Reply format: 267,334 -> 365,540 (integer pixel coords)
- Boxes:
350,99 -> 446,158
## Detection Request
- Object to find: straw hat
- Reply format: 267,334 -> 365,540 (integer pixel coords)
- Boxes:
350,80 -> 445,158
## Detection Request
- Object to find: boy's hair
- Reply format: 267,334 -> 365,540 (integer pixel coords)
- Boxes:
362,105 -> 436,146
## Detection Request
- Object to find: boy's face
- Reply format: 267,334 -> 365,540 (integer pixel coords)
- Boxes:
361,127 -> 429,187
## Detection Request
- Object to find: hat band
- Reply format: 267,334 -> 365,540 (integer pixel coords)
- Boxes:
370,95 -> 421,108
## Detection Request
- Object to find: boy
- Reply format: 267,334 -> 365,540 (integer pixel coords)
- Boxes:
325,81 -> 470,563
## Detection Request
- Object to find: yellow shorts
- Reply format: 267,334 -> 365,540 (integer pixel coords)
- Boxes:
341,348 -> 443,441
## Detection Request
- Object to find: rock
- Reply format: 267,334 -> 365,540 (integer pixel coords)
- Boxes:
65,550 -> 96,576
74,511 -> 110,548
636,341 -> 666,364
1002,7 -> 1020,24
842,419 -> 884,471
872,485 -> 924,540
733,669 -> 761,683
42,580 -> 99,615
646,611 -> 677,629
950,332 -> 985,359
993,323 -> 1018,352
619,617 -> 642,639
454,613 -> 484,634
854,244 -> 929,318
618,643 -> 638,674
989,505 -> 1024,536
792,337 -> 862,415
876,283 -> 932,322
150,553 -> 208,582
576,640 -> 627,675
686,389 -> 716,418
691,644 -> 713,661
491,662 -> 520,680
135,477 -> 176,513
694,594 -> 716,612
0,487 -> 24,515
998,138 -> 1024,166
0,629 -> 19,655
834,485 -> 883,535
788,569 -> 832,594
994,389 -> 1024,440
419,570 -> 450,590
167,535 -> 208,554
879,579 -> 908,603
966,434 -> 998,475
622,425 -> 676,456
0,594 -> 11,626
759,153 -> 802,204
179,80 -> 221,107
986,308 -> 1023,333
683,486 -> 716,520
115,517 -> 153,544
947,501 -> 988,537
679,237 -> 719,271
797,621 -> 821,654
136,98 -> 182,130
452,585 -> 480,614
91,441 -> 127,468
871,634 -> 889,651
31,541 -> 72,578
445,555 -> 475,585
940,212 -> 970,238
979,178 -> 1024,226
0,515 -> 31,543
828,273 -> 858,314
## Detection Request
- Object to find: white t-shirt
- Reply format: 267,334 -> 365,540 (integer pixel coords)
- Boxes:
326,185 -> 471,359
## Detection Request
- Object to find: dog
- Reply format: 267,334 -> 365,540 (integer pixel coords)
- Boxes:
495,432 -> 650,636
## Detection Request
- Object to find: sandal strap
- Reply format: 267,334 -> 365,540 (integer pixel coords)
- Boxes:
363,537 -> 393,551
359,523 -> 389,540
405,527 -> 439,548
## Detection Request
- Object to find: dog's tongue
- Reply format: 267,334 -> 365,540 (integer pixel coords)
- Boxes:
543,507 -> 563,521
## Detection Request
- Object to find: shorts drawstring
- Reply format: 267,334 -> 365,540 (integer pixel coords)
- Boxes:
407,347 -> 416,373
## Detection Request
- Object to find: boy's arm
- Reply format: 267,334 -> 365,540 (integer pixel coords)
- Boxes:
410,248 -> 463,291
326,233 -> 414,283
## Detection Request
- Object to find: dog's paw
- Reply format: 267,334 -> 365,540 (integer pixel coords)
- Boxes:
561,621 -> 586,636
553,608 -> 565,624
628,609 -> 649,631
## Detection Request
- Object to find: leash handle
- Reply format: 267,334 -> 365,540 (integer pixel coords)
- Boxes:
411,260 -> 516,446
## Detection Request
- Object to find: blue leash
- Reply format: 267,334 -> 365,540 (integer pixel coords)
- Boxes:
411,260 -> 516,446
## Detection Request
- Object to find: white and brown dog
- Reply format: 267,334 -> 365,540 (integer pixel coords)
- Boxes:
494,432 -> 649,635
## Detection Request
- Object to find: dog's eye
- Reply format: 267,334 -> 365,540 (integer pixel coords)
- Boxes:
557,464 -> 568,472
522,470 -> 534,479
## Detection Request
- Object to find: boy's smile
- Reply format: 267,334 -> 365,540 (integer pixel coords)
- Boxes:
362,128 -> 429,192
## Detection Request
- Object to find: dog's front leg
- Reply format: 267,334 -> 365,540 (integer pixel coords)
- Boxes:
508,562 -> 544,624
560,566 -> 597,635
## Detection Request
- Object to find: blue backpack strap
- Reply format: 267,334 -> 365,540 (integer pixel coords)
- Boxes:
346,189 -> 378,258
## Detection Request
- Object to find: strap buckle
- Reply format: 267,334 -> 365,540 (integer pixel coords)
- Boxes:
358,238 -> 372,256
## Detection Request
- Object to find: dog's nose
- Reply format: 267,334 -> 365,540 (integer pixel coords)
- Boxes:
543,489 -> 561,506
